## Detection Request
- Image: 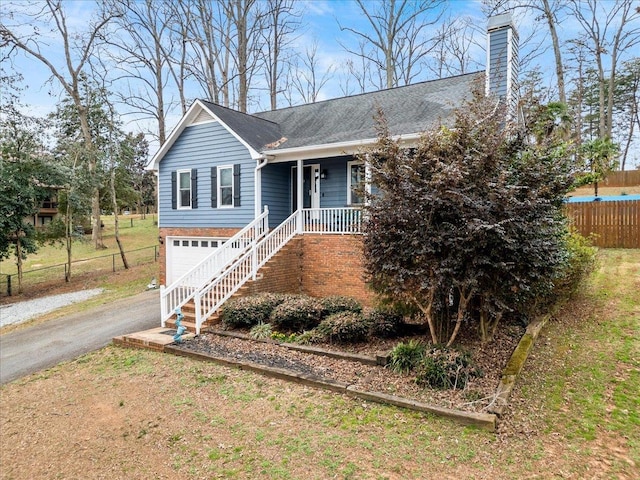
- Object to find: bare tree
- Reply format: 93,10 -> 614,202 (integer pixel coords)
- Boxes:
570,0 -> 640,138
177,0 -> 232,106
224,0 -> 268,112
339,0 -> 446,90
0,0 -> 118,249
262,0 -> 301,110
106,0 -> 177,145
338,42 -> 376,96
286,39 -> 335,105
428,16 -> 483,78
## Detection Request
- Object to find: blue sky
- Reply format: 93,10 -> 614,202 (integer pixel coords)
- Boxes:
2,0 -> 638,163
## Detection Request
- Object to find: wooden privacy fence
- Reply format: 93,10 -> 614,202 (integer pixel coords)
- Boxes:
600,170 -> 640,188
565,200 -> 639,248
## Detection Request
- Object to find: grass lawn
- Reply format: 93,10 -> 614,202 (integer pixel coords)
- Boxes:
0,214 -> 159,275
0,249 -> 638,479
0,214 -> 160,305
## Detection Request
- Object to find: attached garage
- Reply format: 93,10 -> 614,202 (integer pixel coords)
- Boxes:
166,237 -> 243,286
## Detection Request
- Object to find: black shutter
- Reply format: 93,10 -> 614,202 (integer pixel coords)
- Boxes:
210,167 -> 217,208
171,171 -> 177,209
233,164 -> 241,207
191,168 -> 198,209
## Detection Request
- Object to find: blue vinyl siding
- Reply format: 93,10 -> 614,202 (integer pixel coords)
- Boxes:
159,122 -> 255,228
488,28 -> 509,99
317,156 -> 351,208
261,162 -> 291,227
261,156 -> 356,227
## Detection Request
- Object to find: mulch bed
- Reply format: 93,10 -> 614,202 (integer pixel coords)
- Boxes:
177,321 -> 525,413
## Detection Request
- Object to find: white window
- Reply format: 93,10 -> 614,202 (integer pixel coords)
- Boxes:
177,169 -> 191,209
218,165 -> 233,207
347,161 -> 365,205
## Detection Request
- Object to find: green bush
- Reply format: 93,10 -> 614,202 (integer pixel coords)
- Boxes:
220,293 -> 289,328
249,322 -> 273,340
295,330 -> 326,345
367,307 -> 405,338
314,311 -> 371,344
554,231 -> 598,300
320,296 -> 362,316
269,295 -> 324,332
414,347 -> 481,390
388,340 -> 426,373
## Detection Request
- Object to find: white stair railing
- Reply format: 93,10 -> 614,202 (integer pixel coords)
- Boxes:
193,211 -> 299,334
160,207 -> 269,327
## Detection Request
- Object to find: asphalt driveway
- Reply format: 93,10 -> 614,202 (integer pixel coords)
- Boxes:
0,289 -> 160,385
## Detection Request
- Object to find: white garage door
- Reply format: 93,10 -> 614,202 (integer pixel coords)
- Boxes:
166,237 -> 242,286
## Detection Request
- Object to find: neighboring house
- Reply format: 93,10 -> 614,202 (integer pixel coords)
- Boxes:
25,189 -> 60,229
148,14 -> 519,333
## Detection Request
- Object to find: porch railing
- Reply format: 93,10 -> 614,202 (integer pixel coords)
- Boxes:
160,207 -> 270,327
301,207 -> 362,234
193,211 -> 299,334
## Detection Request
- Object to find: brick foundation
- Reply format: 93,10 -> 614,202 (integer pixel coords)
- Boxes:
299,234 -> 374,306
159,228 -> 375,305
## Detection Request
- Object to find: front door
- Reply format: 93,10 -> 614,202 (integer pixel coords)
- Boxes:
292,164 -> 320,212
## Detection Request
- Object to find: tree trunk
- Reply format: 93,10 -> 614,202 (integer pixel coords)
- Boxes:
542,0 -> 566,104
15,235 -> 23,294
65,196 -> 73,282
411,288 -> 438,345
447,287 -> 473,347
111,167 -> 129,269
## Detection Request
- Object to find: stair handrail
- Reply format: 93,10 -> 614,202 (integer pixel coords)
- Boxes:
194,210 -> 299,334
160,206 -> 270,326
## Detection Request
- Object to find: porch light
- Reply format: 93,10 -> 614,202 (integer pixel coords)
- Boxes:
321,169 -> 328,179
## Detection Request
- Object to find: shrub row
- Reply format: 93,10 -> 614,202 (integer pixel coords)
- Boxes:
223,294 -> 405,343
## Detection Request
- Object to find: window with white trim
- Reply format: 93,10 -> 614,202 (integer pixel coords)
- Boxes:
347,160 -> 365,205
218,165 -> 233,207
177,169 -> 191,209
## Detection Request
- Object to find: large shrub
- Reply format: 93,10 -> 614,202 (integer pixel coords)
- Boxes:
362,92 -> 577,346
269,295 -> 324,332
320,295 -> 362,316
220,293 -> 289,328
314,311 -> 371,344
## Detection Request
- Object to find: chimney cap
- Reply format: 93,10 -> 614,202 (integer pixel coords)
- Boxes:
488,13 -> 516,32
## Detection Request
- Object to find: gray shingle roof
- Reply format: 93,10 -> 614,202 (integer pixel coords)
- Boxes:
202,72 -> 482,152
200,100 -> 282,152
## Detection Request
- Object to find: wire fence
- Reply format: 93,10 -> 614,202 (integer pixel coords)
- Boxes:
0,245 -> 159,297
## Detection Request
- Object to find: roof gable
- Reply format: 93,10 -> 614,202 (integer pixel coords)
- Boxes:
147,100 -> 279,170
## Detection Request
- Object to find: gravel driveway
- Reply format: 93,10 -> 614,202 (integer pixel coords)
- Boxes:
0,289 -> 104,328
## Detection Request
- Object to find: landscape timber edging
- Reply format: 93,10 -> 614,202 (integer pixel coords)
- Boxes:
208,328 -> 384,366
164,344 -> 497,432
488,314 -> 551,417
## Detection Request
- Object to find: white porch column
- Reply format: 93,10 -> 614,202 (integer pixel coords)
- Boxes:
296,158 -> 303,233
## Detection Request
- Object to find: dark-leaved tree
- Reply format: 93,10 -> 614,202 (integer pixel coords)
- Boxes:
362,86 -> 576,345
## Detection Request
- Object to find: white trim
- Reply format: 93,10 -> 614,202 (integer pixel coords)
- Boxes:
347,160 -> 365,205
263,133 -> 423,162
217,165 -> 234,208
177,169 -> 192,210
506,27 -> 513,109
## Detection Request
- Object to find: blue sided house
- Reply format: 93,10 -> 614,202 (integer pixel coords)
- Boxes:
148,14 -> 519,333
